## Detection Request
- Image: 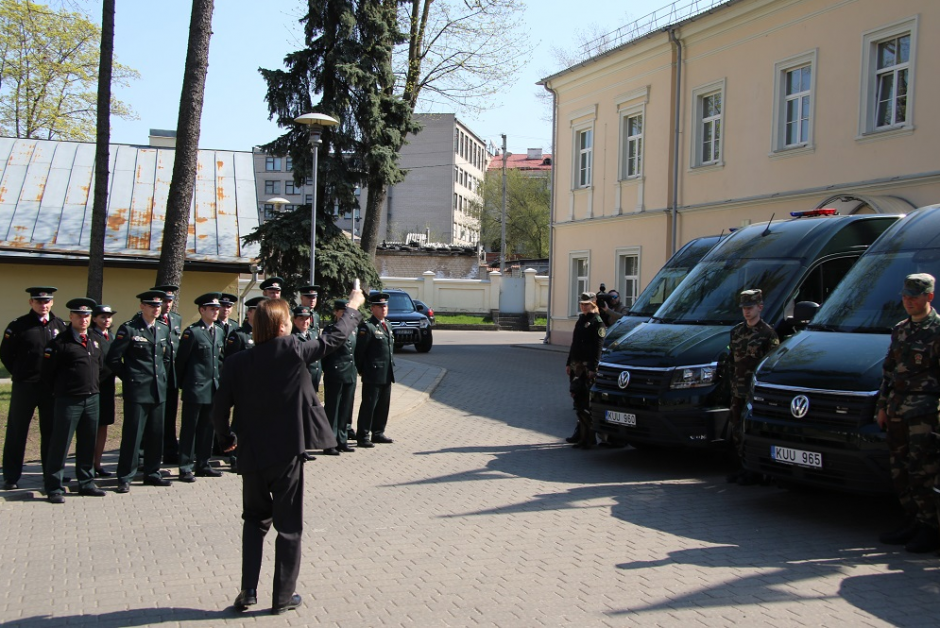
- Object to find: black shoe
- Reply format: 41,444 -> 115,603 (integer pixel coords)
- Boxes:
565,425 -> 580,444
195,468 -> 222,478
78,485 -> 106,497
48,492 -> 65,504
371,433 -> 394,444
116,482 -> 130,494
94,467 -> 112,478
271,593 -> 302,615
142,477 -> 172,487
230,458 -> 238,473
880,520 -> 918,545
357,439 -> 374,448
347,429 -> 357,441
234,588 -> 257,612
905,524 -> 940,554
179,472 -> 196,483
336,445 -> 356,453
301,452 -> 317,461
322,448 -> 340,456
3,482 -> 17,490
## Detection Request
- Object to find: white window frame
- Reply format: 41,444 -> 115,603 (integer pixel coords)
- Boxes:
619,108 -> 644,180
858,16 -> 918,139
771,50 -> 817,154
569,251 -> 590,317
690,79 -> 726,169
573,126 -> 593,189
615,247 -> 641,308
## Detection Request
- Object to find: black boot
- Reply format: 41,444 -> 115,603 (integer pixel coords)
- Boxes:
879,520 -> 918,545
904,524 -> 940,554
564,424 -> 580,444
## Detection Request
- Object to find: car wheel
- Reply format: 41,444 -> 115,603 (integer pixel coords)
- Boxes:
415,333 -> 433,353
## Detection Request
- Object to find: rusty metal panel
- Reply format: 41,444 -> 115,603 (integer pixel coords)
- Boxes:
8,140 -> 52,244
105,144 -> 137,251
192,150 -> 218,257
214,151 -> 239,259
69,143 -> 98,248
0,137 -> 27,241
232,151 -> 260,259
149,148 -> 173,253
126,148 -> 156,252
33,142 -> 78,245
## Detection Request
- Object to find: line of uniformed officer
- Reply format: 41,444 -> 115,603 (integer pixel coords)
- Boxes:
354,292 -> 396,447
322,300 -> 357,454
155,284 -> 183,465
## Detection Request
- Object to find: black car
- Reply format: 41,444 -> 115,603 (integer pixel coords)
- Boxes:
413,299 -> 435,325
376,289 -> 433,353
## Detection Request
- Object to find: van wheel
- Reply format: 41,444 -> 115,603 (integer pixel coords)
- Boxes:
415,334 -> 433,353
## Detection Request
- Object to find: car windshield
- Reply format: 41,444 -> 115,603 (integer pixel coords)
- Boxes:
386,292 -> 416,313
654,258 -> 800,324
809,250 -> 940,333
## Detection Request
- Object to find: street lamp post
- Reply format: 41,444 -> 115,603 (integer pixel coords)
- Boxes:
295,112 -> 340,284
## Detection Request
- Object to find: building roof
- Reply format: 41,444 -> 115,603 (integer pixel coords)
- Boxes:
487,152 -> 553,172
0,137 -> 260,266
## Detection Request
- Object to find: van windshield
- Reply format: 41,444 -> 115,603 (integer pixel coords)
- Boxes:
629,268 -> 691,317
654,259 -> 799,325
809,250 -> 940,333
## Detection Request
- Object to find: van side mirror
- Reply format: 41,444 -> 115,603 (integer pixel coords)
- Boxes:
793,301 -> 820,323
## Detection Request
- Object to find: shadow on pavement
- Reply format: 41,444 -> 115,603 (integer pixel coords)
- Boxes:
10,607 -> 242,627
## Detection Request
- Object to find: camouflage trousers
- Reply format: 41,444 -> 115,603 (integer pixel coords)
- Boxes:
569,361 -> 595,447
886,414 -> 940,527
729,396 -> 746,463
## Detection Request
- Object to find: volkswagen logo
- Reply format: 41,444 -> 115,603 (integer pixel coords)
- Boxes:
790,394 -> 810,419
617,371 -> 631,389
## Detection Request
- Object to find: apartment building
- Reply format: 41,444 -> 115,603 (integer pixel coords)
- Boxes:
540,0 -> 940,345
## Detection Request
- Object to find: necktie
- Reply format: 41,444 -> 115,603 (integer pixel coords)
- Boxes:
80,334 -> 87,348
103,331 -> 108,340
41,317 -> 48,326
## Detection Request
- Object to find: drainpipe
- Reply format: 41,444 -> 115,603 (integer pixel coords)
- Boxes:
541,80 -> 558,344
668,27 -> 683,255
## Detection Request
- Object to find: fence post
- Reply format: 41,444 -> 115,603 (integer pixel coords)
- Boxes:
488,270 -> 502,313
523,268 -> 537,313
422,271 -> 435,303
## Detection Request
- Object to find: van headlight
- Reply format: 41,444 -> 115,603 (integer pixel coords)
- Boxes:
419,318 -> 430,328
670,363 -> 717,389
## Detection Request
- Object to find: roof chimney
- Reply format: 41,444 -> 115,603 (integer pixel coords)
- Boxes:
526,148 -> 542,160
149,129 -> 177,148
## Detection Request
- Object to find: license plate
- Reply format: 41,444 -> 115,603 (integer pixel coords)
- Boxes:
393,329 -> 413,337
771,445 -> 822,469
605,411 -> 636,426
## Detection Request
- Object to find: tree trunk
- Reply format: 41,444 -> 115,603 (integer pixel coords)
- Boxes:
86,0 -> 115,302
155,0 -> 214,295
359,179 -> 386,261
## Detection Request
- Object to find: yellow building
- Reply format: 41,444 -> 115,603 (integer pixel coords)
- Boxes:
0,137 -> 259,328
541,0 -> 940,346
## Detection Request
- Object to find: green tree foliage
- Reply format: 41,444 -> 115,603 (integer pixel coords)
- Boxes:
0,0 -> 137,140
242,206 -> 381,307
474,168 -> 550,258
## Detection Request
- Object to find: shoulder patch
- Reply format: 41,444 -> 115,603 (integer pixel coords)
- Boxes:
358,328 -> 367,336
182,330 -> 191,339
43,347 -> 53,358
3,329 -> 10,339
598,327 -> 606,338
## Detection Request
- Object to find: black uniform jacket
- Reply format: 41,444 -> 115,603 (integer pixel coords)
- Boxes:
225,322 -> 253,356
106,316 -> 173,404
176,319 -> 225,404
1,311 -> 68,383
566,313 -> 606,371
41,327 -> 106,396
354,316 -> 396,385
212,309 -> 362,473
90,326 -> 115,384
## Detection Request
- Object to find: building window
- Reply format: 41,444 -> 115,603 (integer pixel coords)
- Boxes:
285,157 -> 293,171
305,194 -> 313,204
263,203 -> 274,219
616,248 -> 640,307
620,113 -> 643,179
285,181 -> 297,195
859,17 -> 917,137
570,254 -> 590,316
691,80 -> 725,168
265,156 -> 281,171
772,52 -> 816,153
575,128 -> 593,188
264,180 -> 281,195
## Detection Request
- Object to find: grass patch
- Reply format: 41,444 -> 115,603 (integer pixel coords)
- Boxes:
435,314 -> 495,325
0,364 -> 9,378
532,317 -> 547,326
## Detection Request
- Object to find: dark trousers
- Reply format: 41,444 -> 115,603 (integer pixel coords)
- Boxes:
357,383 -> 391,438
44,395 -> 99,494
729,396 -> 746,464
163,388 -> 180,459
888,414 -> 939,527
179,401 -> 214,474
241,455 -> 304,607
116,400 -> 165,484
3,381 -> 55,484
324,379 -> 356,447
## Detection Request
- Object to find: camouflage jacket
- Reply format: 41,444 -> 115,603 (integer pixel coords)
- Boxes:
876,308 -> 940,420
729,319 -> 779,398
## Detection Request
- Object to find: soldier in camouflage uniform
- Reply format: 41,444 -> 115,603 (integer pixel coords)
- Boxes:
876,273 -> 940,553
727,289 -> 779,484
566,292 -> 606,449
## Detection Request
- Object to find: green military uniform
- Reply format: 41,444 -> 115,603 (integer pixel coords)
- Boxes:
355,294 -> 396,446
176,294 -> 225,478
877,274 -> 940,552
226,321 -> 254,355
40,298 -> 107,501
107,291 -> 173,488
567,292 -> 606,449
322,300 -> 357,452
1,287 -> 68,489
154,284 -> 182,463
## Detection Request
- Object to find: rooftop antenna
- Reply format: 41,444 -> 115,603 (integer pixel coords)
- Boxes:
762,213 -> 776,237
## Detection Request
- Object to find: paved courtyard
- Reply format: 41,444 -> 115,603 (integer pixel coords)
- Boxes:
1,330 -> 939,627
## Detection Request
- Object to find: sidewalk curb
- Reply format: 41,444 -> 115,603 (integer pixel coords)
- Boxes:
390,366 -> 447,420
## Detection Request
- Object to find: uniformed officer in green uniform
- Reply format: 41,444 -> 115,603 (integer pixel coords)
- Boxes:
176,292 -> 226,482
218,293 -> 238,339
260,276 -> 285,299
298,285 -> 322,390
1,286 -> 68,489
226,296 -> 266,356
108,290 -> 174,493
322,299 -> 357,454
355,292 -> 396,447
154,284 -> 183,464
40,298 -> 107,503
566,292 -> 606,449
90,304 -> 117,478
